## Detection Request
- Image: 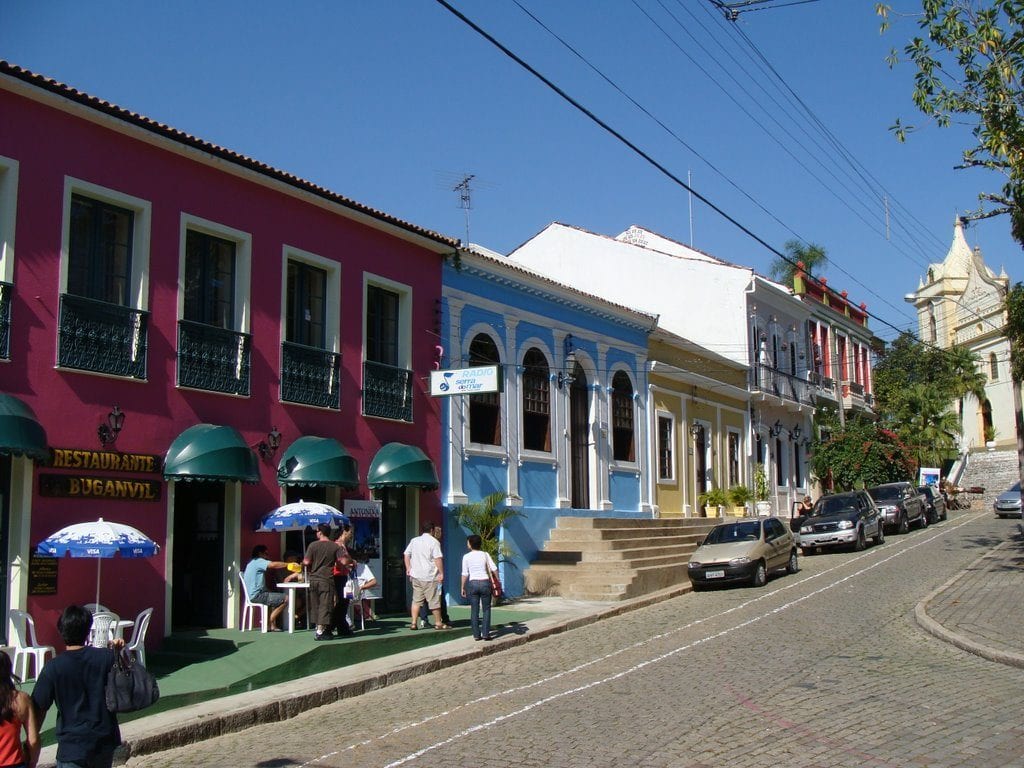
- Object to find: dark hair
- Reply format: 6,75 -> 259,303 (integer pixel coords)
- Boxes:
317,524 -> 332,537
467,534 -> 483,550
57,604 -> 92,646
251,545 -> 269,559
0,651 -> 15,721
421,522 -> 434,534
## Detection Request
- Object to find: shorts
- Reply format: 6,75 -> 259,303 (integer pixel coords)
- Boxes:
411,578 -> 441,610
307,580 -> 335,625
252,591 -> 286,608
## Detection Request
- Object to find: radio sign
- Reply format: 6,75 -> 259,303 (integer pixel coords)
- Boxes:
430,365 -> 502,397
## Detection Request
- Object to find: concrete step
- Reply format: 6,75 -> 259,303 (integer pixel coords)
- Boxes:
543,531 -> 709,550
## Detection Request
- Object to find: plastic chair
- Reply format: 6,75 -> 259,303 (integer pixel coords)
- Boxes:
89,611 -> 120,648
125,608 -> 153,667
83,603 -> 110,614
239,574 -> 268,632
8,609 -> 55,681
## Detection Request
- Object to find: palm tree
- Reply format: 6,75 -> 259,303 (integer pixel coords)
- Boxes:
454,491 -> 524,568
897,383 -> 961,470
769,240 -> 827,286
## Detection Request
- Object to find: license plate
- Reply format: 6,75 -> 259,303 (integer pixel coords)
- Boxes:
705,570 -> 725,579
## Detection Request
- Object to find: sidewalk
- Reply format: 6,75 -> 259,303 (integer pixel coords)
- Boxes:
38,583 -> 694,767
916,524 -> 1024,667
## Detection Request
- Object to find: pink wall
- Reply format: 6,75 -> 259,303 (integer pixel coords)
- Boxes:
0,86 -> 446,645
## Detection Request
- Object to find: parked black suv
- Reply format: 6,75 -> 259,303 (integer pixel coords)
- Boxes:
867,482 -> 927,533
918,485 -> 948,524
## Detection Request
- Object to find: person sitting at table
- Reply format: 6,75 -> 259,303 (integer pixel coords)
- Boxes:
274,550 -> 306,628
243,545 -> 290,632
345,555 -> 379,623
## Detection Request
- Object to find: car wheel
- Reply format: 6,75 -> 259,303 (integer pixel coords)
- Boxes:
940,508 -> 947,521
853,527 -> 866,551
919,510 -> 929,528
897,513 -> 909,534
786,550 -> 799,574
750,560 -> 767,588
873,524 -> 885,545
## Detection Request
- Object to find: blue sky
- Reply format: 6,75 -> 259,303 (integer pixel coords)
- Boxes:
1,1 -> 1017,343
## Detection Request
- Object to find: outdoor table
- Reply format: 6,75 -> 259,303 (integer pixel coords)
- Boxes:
276,582 -> 309,634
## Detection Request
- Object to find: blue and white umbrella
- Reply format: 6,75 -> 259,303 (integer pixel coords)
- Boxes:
36,518 -> 160,605
256,500 -> 350,532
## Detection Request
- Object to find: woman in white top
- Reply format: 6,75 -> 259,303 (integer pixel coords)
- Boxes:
460,534 -> 498,641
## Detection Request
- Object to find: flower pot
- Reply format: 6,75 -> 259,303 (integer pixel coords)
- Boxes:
755,501 -> 772,517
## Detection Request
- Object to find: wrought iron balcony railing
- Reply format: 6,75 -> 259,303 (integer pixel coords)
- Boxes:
0,281 -> 10,360
177,319 -> 251,396
362,360 -> 414,422
57,294 -> 148,379
281,341 -> 341,409
847,381 -> 865,396
749,363 -> 812,406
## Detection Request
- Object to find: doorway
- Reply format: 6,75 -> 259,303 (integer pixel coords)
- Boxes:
569,362 -> 590,509
172,481 -> 225,630
695,425 -> 709,495
379,487 -> 411,614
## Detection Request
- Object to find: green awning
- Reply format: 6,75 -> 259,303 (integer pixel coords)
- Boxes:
0,394 -> 48,461
367,442 -> 438,490
277,436 -> 359,488
164,424 -> 259,483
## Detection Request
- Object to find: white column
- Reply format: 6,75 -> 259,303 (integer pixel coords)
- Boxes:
446,298 -> 468,505
504,315 -> 521,503
596,342 -> 612,510
553,329 -> 571,508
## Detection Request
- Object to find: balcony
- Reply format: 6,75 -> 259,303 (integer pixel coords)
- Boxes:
57,294 -> 148,379
177,320 -> 251,396
281,341 -> 341,409
749,363 -> 813,408
362,360 -> 414,422
0,281 -> 10,360
841,380 -> 874,413
807,371 -> 838,403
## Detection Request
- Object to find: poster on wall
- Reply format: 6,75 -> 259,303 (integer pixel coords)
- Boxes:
344,499 -> 382,599
919,467 -> 940,487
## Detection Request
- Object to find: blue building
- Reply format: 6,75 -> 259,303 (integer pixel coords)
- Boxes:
439,245 -> 657,599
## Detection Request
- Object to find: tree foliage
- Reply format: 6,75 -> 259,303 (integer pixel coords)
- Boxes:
769,240 -> 827,285
809,415 -> 917,491
454,491 -> 524,569
878,1 -> 1024,240
1008,282 -> 1024,378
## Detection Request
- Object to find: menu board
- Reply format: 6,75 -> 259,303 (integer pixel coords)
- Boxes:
28,553 -> 58,595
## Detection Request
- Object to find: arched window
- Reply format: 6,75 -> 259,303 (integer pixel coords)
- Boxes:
928,306 -> 937,342
521,348 -> 551,452
611,371 -> 635,462
468,333 -> 501,445
990,352 -> 999,380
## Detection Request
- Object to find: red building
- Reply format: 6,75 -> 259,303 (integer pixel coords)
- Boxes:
0,61 -> 455,646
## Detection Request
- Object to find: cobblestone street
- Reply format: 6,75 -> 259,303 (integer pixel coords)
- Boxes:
126,508 -> 1024,768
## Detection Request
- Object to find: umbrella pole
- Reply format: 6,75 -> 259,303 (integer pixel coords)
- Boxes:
96,558 -> 101,606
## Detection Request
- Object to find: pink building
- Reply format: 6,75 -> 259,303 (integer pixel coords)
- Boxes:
0,61 -> 455,647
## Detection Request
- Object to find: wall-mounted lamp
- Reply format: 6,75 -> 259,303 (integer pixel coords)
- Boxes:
690,421 -> 703,439
256,426 -> 282,460
97,405 -> 125,447
769,420 -> 783,438
557,334 -> 577,390
791,424 -> 802,441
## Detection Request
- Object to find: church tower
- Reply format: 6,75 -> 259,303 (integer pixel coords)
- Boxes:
905,219 -> 1012,450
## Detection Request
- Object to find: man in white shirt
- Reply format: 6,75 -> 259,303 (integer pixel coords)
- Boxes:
403,522 -> 449,630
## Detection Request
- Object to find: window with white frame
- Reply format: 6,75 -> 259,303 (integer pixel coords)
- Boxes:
657,413 -> 674,482
468,333 -> 501,446
282,246 -> 341,409
611,370 -> 635,462
362,275 -> 413,421
0,156 -> 17,283
990,352 -> 999,380
522,347 -> 551,452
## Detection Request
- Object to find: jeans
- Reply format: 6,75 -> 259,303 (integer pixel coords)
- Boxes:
56,746 -> 116,768
466,579 -> 492,638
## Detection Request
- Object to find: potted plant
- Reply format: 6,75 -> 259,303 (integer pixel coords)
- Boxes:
754,464 -> 772,516
985,425 -> 997,450
697,487 -> 729,517
728,484 -> 752,516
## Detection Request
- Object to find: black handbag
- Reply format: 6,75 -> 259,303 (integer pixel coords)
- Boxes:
105,651 -> 160,713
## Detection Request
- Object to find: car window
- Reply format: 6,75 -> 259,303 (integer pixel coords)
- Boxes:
868,486 -> 899,501
704,521 -> 761,544
767,519 -> 786,539
814,495 -> 855,515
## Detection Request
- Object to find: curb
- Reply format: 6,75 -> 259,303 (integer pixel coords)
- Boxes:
914,541 -> 1024,669
42,583 -> 694,766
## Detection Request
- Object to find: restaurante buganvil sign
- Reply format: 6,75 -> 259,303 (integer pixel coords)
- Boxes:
49,448 -> 162,474
39,448 -> 164,501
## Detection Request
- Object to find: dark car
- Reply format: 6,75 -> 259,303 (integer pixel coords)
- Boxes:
867,482 -> 927,533
918,485 -> 947,524
798,490 -> 884,554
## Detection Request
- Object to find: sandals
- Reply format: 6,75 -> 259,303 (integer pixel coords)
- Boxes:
409,624 -> 419,630
434,623 -> 453,630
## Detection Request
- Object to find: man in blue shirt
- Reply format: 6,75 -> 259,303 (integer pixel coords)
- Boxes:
32,605 -> 121,768
243,545 -> 290,631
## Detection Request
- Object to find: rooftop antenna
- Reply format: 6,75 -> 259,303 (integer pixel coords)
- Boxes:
453,174 -> 475,244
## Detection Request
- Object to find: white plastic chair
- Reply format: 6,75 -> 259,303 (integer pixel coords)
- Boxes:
8,609 -> 54,681
88,611 -> 120,648
239,574 -> 268,632
125,608 -> 153,667
83,603 -> 110,614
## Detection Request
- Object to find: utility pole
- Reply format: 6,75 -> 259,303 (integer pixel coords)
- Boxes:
453,174 -> 475,245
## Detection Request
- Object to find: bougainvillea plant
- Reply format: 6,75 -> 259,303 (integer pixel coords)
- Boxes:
809,417 -> 917,491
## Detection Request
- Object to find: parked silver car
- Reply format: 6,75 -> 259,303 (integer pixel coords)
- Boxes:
994,482 -> 1022,518
799,490 -> 884,553
868,482 -> 927,533
688,517 -> 798,590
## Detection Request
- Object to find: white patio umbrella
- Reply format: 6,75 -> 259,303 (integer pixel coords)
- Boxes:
36,518 -> 160,606
255,500 -> 350,532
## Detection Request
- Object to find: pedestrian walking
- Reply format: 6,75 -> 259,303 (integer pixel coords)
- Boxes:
403,522 -> 450,630
418,524 -> 451,627
460,534 -> 498,641
31,605 -> 122,768
303,524 -> 347,641
0,650 -> 39,768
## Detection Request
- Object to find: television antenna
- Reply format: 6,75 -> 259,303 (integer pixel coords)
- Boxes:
706,0 -> 820,22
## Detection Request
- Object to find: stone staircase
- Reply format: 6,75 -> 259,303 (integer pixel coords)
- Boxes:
959,449 -> 1019,496
523,517 -> 720,601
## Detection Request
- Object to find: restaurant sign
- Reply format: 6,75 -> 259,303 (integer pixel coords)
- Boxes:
49,448 -> 163,474
39,473 -> 162,502
429,365 -> 502,397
